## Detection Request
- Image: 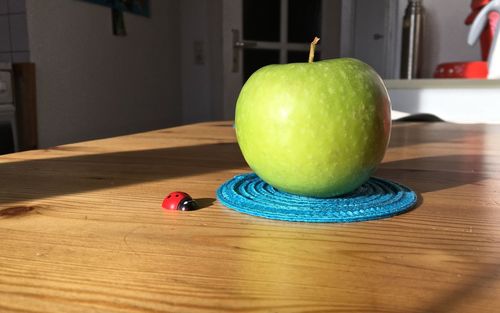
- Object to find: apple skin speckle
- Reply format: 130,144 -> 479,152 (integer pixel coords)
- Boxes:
235,58 -> 391,198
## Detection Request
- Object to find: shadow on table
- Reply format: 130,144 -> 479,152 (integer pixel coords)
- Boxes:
193,198 -> 216,210
378,154 -> 487,194
423,262 -> 500,313
0,141 -> 489,209
0,142 -> 246,206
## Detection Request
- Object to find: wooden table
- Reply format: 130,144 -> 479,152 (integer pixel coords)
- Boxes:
1,121 -> 499,313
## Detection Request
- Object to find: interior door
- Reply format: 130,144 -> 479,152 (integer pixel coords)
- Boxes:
352,0 -> 389,75
340,0 -> 400,79
221,0 -> 341,120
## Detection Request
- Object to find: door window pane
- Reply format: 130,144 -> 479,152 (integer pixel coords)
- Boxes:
244,49 -> 280,81
288,0 -> 322,43
287,50 -> 321,63
243,0 -> 281,42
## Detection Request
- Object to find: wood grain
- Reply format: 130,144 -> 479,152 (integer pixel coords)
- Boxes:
0,121 -> 499,313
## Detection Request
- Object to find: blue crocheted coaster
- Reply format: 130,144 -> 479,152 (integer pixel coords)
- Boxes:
217,173 -> 417,223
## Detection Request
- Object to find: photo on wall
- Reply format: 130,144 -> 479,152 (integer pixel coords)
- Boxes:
81,0 -> 150,17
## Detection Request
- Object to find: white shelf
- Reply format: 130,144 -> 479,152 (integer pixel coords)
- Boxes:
385,79 -> 500,124
385,79 -> 500,89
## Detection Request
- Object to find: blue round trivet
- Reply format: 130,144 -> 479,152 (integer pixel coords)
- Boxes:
217,173 -> 417,223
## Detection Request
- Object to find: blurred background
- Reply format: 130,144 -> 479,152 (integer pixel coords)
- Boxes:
0,0 -> 497,154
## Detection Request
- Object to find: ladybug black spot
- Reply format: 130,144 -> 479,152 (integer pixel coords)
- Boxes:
175,194 -> 179,197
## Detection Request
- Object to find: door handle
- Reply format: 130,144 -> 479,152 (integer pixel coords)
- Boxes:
232,29 -> 257,72
234,40 -> 257,48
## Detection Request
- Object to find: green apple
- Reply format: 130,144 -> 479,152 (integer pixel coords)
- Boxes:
235,57 -> 391,198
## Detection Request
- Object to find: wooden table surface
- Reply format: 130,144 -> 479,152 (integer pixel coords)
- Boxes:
1,121 -> 499,313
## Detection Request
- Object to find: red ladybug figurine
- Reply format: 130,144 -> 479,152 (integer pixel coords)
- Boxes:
162,191 -> 198,211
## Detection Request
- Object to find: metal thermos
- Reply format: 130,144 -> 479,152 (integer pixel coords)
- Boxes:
400,0 -> 424,79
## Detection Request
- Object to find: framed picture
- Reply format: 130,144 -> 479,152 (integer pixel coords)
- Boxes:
82,0 -> 150,17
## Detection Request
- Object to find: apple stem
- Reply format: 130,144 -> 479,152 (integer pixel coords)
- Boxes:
308,37 -> 320,63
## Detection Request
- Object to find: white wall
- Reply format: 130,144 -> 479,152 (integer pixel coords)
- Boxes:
180,0 -> 223,124
26,0 -> 182,147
